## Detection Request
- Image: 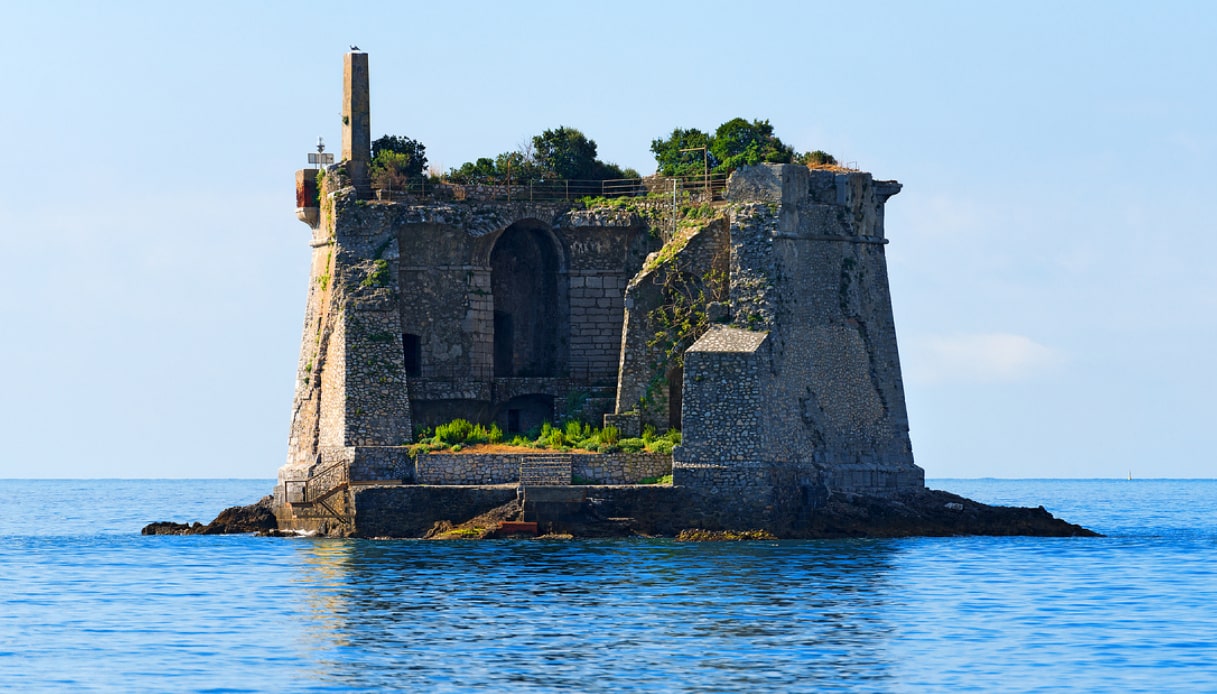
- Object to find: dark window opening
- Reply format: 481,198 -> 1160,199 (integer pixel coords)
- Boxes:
667,366 -> 683,430
403,333 -> 422,377
507,409 -> 521,434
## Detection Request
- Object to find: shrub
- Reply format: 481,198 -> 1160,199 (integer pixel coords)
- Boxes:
370,134 -> 428,189
466,424 -> 490,445
797,150 -> 838,167
600,425 -> 620,446
619,437 -> 647,453
642,424 -> 657,443
564,420 -> 589,442
434,418 -> 474,445
572,432 -> 600,451
647,439 -> 676,455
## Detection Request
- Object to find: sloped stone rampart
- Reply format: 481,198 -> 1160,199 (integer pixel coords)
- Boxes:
674,165 -> 924,499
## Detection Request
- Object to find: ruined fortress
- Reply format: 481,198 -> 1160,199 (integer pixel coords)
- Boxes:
272,52 -> 926,537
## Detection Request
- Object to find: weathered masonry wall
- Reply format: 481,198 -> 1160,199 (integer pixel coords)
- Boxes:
353,486 -> 518,538
413,452 -> 671,485
676,327 -> 767,462
673,165 -> 924,500
614,218 -> 730,430
278,170 -> 664,508
563,209 -> 657,382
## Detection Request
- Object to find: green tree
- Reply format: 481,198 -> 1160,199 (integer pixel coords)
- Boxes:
650,127 -> 717,178
709,118 -> 794,174
446,157 -> 498,184
531,126 -> 599,180
495,150 -> 549,184
370,134 -> 428,188
447,126 -> 633,184
796,149 -> 839,167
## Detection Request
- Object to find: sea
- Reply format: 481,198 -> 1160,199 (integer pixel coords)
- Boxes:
1,479 -> 1214,692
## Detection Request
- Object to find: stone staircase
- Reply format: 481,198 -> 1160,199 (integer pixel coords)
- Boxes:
283,458 -> 351,529
518,454 -> 572,486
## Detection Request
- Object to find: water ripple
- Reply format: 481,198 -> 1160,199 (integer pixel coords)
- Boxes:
1,479 -> 1216,691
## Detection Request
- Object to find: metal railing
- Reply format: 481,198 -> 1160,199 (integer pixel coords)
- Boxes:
371,173 -> 730,205
282,457 -> 350,523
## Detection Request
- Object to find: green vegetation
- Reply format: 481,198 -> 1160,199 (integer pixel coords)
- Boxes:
370,134 -> 428,190
652,117 -> 836,176
444,526 -> 486,539
447,126 -> 638,184
676,529 -> 778,541
650,127 -> 715,178
797,150 -> 839,167
646,265 -> 728,370
710,117 -> 794,173
410,419 -> 504,456
408,418 -> 677,455
577,192 -> 675,232
313,169 -> 325,206
360,259 -> 389,288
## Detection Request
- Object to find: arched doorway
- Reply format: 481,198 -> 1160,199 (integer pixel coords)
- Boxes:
490,221 -> 564,377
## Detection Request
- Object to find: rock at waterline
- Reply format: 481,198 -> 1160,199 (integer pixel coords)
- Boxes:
141,496 -> 277,535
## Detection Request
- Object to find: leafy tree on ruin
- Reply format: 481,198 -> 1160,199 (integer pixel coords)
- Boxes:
795,149 -> 839,167
370,134 -> 428,189
532,126 -> 600,180
447,126 -> 636,184
708,118 -> 795,174
653,119 -> 822,177
650,127 -> 718,178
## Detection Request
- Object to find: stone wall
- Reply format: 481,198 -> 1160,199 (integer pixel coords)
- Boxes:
413,452 -> 671,485
675,327 -> 767,462
349,446 -> 413,483
352,486 -> 518,538
614,218 -> 730,427
674,164 -> 924,498
572,453 -> 670,485
568,272 -> 628,379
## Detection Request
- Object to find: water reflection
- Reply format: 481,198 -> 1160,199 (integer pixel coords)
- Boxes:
294,539 -> 903,691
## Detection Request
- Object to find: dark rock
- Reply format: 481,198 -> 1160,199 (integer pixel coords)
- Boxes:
141,521 -> 204,536
198,496 -> 277,534
141,496 -> 278,536
794,488 -> 1100,538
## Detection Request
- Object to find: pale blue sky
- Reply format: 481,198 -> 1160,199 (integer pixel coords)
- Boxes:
1,1 -> 1214,478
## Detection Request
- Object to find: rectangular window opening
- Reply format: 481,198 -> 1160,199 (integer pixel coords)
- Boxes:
403,333 -> 422,377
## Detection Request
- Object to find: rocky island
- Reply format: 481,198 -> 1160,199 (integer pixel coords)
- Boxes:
145,50 -> 1095,540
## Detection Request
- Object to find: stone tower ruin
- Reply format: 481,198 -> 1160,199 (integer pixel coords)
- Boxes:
275,51 -> 924,537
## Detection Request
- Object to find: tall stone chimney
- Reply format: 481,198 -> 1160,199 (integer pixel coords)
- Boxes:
342,50 -> 370,195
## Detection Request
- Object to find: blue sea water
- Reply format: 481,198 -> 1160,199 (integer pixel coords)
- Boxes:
1,479 -> 1215,692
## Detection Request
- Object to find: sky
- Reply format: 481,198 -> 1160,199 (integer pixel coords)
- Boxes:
1,1 -> 1214,479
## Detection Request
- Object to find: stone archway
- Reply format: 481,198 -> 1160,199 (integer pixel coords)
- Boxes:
490,221 -> 565,378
